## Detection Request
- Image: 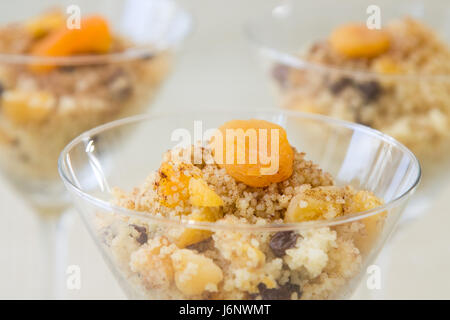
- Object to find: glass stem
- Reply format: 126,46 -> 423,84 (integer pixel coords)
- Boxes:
38,210 -> 72,299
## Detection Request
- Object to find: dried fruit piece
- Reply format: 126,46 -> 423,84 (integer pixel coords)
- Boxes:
129,224 -> 148,245
257,283 -> 302,300
30,15 -> 112,72
171,249 -> 223,296
157,162 -> 192,208
356,80 -> 382,102
330,23 -> 390,58
186,238 -> 213,253
242,244 -> 265,268
2,90 -> 55,124
373,57 -> 403,74
176,208 -> 222,248
329,77 -> 354,94
346,190 -> 385,255
212,119 -> 294,187
25,10 -> 65,38
189,178 -> 223,207
269,231 -> 299,257
285,187 -> 344,222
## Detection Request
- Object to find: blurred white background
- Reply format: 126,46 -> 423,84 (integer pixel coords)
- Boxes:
0,0 -> 449,299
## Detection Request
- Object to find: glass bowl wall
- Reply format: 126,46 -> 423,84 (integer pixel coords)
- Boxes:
59,111 -> 420,299
0,0 -> 192,215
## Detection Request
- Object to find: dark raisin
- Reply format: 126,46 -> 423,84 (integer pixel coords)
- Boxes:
19,153 -> 30,163
269,231 -> 299,257
108,69 -> 133,101
257,283 -> 302,300
329,77 -> 354,94
356,80 -> 382,102
130,224 -> 148,245
59,65 -> 76,72
272,64 -> 290,87
141,53 -> 154,61
186,238 -> 213,253
116,86 -> 133,101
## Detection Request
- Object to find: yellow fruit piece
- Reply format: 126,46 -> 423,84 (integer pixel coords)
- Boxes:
285,187 -> 344,223
171,249 -> 223,296
330,23 -> 390,58
157,162 -> 192,208
2,90 -> 55,125
373,57 -> 403,74
260,277 -> 277,290
349,190 -> 383,213
176,208 -> 222,248
346,190 -> 385,255
242,244 -> 265,268
189,178 -> 223,207
25,10 -> 65,38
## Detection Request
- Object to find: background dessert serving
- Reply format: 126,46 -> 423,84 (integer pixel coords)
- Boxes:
271,17 -> 450,159
246,1 -> 450,222
0,9 -> 171,185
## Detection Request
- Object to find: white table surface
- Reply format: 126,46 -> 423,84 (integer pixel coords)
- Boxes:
0,0 -> 449,299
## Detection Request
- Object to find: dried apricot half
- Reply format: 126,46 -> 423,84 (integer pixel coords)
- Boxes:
330,23 -> 390,58
30,15 -> 112,72
211,119 -> 294,187
157,162 -> 193,208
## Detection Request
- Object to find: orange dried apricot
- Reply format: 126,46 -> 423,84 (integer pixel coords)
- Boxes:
157,162 -> 192,208
330,23 -> 390,58
30,15 -> 112,72
211,119 -> 294,187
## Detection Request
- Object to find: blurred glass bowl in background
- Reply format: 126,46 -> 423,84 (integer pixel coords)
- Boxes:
0,0 -> 192,217
245,0 -> 450,223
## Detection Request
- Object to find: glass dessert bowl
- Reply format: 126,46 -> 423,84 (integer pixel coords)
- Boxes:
0,0 -> 192,216
246,0 -> 450,222
59,111 -> 420,299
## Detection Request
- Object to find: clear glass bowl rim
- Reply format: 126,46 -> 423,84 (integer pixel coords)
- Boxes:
0,3 -> 193,66
244,7 -> 450,80
58,110 -> 421,232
